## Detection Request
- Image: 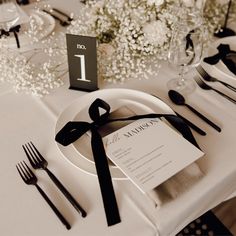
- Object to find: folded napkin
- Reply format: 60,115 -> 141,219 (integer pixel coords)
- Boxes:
0,2 -> 29,48
0,2 -> 29,30
204,44 -> 236,76
147,162 -> 203,207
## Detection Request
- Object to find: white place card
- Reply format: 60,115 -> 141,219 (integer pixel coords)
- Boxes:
103,118 -> 204,193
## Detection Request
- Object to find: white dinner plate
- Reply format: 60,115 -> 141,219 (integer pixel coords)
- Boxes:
6,9 -> 55,48
202,36 -> 236,84
55,88 -> 174,179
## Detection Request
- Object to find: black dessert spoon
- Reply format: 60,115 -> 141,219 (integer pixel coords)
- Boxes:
168,90 -> 221,132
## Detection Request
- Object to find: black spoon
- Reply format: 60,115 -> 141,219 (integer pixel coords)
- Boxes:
168,90 -> 221,132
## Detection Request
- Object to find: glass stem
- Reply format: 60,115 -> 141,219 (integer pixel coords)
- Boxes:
178,65 -> 186,86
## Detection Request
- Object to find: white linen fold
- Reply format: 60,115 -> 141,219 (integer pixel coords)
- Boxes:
147,163 -> 204,207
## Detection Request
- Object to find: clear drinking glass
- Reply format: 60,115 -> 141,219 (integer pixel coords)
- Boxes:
167,14 -> 204,93
0,1 -> 20,31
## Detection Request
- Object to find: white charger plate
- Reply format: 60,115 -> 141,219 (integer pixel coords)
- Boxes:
6,9 -> 55,48
202,36 -> 236,85
55,88 -> 174,179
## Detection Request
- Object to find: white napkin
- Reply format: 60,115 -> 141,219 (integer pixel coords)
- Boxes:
0,2 -> 29,30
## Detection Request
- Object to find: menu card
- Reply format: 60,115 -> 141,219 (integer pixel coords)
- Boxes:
103,118 -> 204,193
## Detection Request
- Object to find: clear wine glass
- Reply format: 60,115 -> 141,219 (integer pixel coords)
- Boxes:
167,14 -> 204,94
0,0 -> 20,31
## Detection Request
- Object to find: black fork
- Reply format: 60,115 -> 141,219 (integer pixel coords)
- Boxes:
22,142 -> 87,217
194,76 -> 236,104
16,161 -> 71,230
196,65 -> 236,92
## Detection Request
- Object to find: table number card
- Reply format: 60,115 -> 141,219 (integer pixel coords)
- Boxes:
103,118 -> 204,193
66,34 -> 98,91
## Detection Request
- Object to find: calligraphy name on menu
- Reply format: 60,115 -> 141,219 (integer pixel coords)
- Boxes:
124,119 -> 158,138
106,119 -> 159,146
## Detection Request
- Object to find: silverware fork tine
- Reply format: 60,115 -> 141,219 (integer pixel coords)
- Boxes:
194,76 -> 211,90
22,142 -> 87,217
23,142 -> 46,169
196,66 -> 211,80
16,161 -> 71,230
196,65 -> 236,92
194,76 -> 236,104
16,161 -> 36,184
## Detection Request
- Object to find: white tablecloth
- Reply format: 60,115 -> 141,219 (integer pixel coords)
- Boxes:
1,1 -> 236,236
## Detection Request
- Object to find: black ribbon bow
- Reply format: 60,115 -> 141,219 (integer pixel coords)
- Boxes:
55,98 -> 200,226
185,30 -> 194,52
0,25 -> 21,48
204,44 -> 236,75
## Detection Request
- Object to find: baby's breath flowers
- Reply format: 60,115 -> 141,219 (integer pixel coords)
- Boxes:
0,7 -> 67,96
0,45 -> 65,96
0,0 -> 232,95
69,0 -> 228,83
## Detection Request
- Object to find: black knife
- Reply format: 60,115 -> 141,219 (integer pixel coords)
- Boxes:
174,111 -> 206,136
52,8 -> 73,21
43,9 -> 70,27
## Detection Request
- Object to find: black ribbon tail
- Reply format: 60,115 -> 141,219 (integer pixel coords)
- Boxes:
91,128 -> 121,226
13,31 -> 20,48
164,115 -> 201,150
55,121 -> 91,145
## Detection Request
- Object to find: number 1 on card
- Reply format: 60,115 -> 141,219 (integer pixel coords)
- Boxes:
74,54 -> 91,82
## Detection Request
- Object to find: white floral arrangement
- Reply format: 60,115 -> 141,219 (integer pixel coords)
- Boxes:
0,34 -> 67,96
68,0 -> 228,83
0,2 -> 68,96
0,0 -> 233,95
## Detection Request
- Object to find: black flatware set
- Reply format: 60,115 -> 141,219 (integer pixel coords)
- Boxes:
167,63 -> 236,134
16,142 -> 86,230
